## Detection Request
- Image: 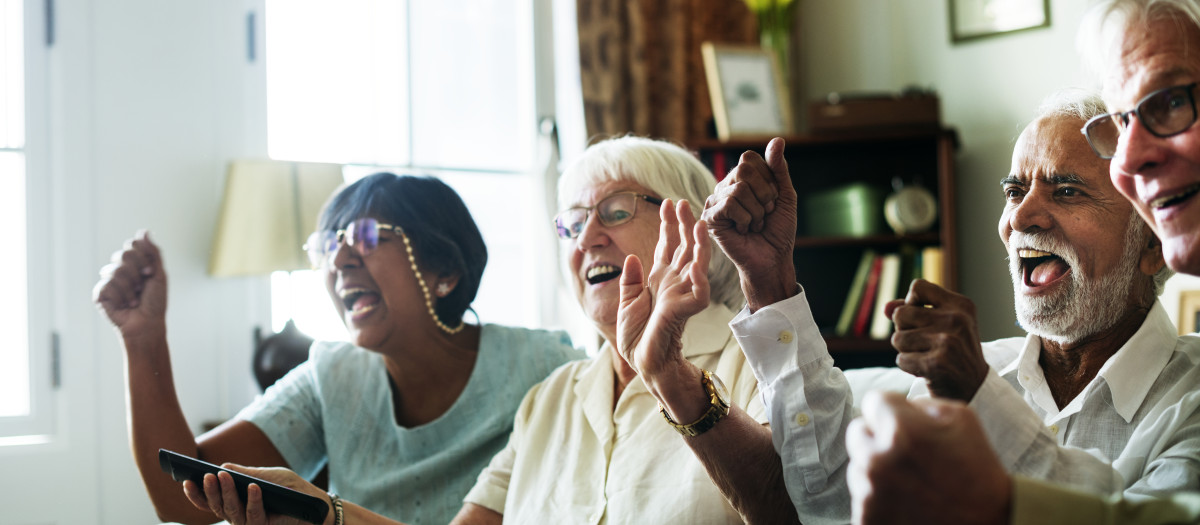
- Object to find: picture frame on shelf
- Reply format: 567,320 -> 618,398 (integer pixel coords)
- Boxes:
948,0 -> 1050,44
701,42 -> 793,142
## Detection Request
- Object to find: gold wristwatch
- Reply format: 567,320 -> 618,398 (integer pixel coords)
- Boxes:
660,369 -> 730,437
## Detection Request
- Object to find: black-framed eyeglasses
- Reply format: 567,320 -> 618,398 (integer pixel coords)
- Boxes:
553,192 -> 663,240
303,217 -> 405,268
1082,82 -> 1199,159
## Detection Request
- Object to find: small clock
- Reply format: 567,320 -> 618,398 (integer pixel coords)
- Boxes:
884,185 -> 938,235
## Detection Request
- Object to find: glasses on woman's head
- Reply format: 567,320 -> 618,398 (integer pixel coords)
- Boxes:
1082,82 -> 1199,159
303,217 -> 405,268
553,192 -> 663,240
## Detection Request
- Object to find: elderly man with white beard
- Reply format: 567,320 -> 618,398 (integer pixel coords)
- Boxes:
876,90 -> 1194,497
712,89 -> 1200,523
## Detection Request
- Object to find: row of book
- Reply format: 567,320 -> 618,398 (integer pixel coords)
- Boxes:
835,246 -> 944,340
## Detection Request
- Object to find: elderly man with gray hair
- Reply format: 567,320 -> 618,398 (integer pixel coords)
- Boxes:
843,89 -> 1200,525
846,1 -> 1200,524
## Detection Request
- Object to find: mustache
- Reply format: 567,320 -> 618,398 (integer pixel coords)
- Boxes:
1007,231 -> 1079,269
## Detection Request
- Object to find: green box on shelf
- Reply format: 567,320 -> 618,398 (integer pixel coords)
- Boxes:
803,182 -> 886,237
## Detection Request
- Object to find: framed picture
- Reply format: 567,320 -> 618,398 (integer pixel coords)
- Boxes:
1179,290 -> 1200,335
701,42 -> 793,142
949,0 -> 1050,44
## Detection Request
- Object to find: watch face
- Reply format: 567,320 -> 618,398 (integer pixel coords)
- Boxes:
710,372 -> 730,405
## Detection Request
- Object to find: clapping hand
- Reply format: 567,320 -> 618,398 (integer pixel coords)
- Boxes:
617,199 -> 711,378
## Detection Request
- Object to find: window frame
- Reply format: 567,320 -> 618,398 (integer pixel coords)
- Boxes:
0,0 -> 55,441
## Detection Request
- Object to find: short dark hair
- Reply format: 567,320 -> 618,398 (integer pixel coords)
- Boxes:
318,173 -> 487,327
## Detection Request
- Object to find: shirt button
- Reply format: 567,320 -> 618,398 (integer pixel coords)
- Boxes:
795,412 -> 810,426
1049,425 -> 1059,435
779,331 -> 794,343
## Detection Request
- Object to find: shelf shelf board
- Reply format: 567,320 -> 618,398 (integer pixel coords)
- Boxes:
794,232 -> 939,248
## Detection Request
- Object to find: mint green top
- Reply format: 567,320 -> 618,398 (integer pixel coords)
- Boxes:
237,324 -> 583,525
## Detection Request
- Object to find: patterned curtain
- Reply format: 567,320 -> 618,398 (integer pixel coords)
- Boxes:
577,0 -> 757,145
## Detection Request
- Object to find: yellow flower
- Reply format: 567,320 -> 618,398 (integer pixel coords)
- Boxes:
742,0 -> 794,13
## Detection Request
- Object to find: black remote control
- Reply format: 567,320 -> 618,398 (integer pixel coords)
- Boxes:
158,449 -> 329,524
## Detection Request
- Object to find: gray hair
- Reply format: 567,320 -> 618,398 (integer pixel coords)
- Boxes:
1033,88 -> 1109,123
557,136 -> 743,311
1078,0 -> 1200,76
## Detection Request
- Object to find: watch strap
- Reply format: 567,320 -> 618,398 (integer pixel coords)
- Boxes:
660,369 -> 730,437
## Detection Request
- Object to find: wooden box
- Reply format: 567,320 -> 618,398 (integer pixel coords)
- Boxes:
809,94 -> 940,132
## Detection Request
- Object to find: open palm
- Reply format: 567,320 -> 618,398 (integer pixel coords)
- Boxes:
617,199 -> 711,377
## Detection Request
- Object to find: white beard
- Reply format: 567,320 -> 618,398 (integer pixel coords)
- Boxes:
1009,214 -> 1145,344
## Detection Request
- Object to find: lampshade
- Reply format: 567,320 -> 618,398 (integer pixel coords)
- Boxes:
208,159 -> 345,277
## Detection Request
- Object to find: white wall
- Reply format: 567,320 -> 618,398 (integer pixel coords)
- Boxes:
800,0 -> 1105,339
1,0 -> 270,523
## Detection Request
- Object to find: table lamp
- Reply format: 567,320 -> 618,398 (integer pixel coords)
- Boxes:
209,159 -> 344,390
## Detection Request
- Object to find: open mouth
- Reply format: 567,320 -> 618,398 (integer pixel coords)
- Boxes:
1150,183 -> 1200,210
585,264 -> 621,285
1018,248 -> 1071,288
340,287 -> 381,316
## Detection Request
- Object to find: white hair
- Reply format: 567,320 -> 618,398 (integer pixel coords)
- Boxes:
1078,0 -> 1200,77
557,136 -> 744,311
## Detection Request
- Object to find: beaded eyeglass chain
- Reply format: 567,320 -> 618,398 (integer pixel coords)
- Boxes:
394,225 -> 466,335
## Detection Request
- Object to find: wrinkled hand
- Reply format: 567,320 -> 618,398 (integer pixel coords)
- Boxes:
846,391 -> 1011,525
92,231 -> 168,339
617,199 -> 711,378
884,279 -> 989,401
182,464 -> 331,525
701,137 -> 797,308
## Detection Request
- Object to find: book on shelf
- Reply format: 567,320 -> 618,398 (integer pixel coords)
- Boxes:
922,246 -> 943,286
896,244 -> 917,301
852,255 -> 885,337
869,253 -> 902,340
836,250 -> 877,337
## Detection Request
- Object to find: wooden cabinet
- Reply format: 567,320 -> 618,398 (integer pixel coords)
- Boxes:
692,128 -> 959,368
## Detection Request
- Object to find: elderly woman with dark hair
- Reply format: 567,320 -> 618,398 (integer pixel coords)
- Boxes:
181,137 -> 799,525
93,173 -> 583,525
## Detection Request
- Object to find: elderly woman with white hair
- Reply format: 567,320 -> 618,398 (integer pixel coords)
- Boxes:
181,136 -> 799,525
457,135 -> 798,524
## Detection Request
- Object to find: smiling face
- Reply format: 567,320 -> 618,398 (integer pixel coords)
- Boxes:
1000,114 -> 1154,343
565,179 -> 663,340
1105,16 -> 1200,275
323,222 -> 439,350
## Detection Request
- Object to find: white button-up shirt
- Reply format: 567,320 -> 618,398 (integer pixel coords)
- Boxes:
916,301 -> 1200,497
464,303 -> 767,524
736,293 -> 1200,523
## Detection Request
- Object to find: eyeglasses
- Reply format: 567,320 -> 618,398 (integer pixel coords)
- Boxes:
303,217 -> 404,268
1082,82 -> 1199,159
553,192 -> 663,240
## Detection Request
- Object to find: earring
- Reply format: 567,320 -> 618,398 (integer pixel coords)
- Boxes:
436,283 -> 452,297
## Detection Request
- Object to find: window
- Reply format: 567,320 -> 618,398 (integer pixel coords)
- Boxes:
265,0 -> 559,338
0,0 -> 52,440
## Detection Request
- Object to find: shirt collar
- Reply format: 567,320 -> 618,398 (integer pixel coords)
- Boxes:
1003,301 -> 1176,422
1095,301 -> 1177,422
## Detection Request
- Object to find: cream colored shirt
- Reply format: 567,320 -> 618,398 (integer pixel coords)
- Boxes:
464,303 -> 767,524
